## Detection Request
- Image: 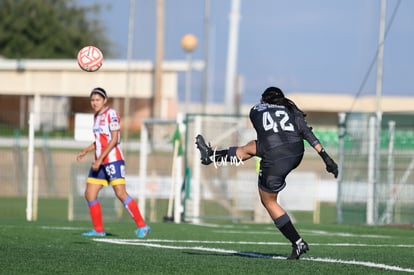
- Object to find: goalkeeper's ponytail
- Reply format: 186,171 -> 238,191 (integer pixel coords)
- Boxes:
261,86 -> 306,117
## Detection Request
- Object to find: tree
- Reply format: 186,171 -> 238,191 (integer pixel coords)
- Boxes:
0,0 -> 112,58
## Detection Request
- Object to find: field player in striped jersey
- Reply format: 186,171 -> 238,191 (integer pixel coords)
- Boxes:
76,87 -> 151,238
196,86 -> 338,259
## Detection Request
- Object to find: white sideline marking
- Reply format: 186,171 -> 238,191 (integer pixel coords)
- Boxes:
214,229 -> 391,239
41,226 -> 84,231
94,238 -> 414,248
302,229 -> 392,239
93,238 -> 414,273
301,257 -> 414,273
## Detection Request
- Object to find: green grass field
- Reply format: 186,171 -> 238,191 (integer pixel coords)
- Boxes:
1,198 -> 413,274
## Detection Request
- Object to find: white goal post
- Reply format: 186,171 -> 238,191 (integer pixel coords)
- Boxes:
137,113 -> 259,224
138,115 -> 185,223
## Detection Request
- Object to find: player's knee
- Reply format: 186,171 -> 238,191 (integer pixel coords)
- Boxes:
113,187 -> 128,201
84,192 -> 96,202
259,195 -> 272,208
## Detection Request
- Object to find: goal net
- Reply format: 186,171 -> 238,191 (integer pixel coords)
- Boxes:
337,112 -> 414,225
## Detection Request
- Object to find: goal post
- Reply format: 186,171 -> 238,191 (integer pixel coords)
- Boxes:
138,116 -> 185,223
135,113 -> 259,224
183,113 -> 259,223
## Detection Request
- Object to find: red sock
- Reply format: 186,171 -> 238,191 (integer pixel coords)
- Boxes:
88,200 -> 104,232
123,196 -> 146,228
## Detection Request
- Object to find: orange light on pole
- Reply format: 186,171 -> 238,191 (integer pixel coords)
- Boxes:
181,34 -> 198,53
181,34 -> 198,113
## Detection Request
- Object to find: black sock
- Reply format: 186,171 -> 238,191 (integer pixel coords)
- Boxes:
212,147 -> 238,162
274,213 -> 301,244
213,149 -> 228,161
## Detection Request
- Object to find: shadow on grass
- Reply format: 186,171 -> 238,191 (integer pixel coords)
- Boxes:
184,251 -> 287,260
73,232 -> 117,237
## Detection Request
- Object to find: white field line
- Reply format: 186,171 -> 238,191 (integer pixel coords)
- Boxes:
41,226 -> 86,231
301,229 -> 392,239
213,229 -> 392,239
97,238 -> 414,248
193,223 -> 394,239
94,238 -> 414,273
39,224 -> 395,239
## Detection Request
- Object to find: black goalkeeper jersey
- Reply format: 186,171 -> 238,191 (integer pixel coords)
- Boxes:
249,103 -> 319,157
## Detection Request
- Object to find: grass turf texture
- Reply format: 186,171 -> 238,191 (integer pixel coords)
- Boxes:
1,198 -> 413,274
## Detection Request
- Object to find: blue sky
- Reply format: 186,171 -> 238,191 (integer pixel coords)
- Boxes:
79,0 -> 414,103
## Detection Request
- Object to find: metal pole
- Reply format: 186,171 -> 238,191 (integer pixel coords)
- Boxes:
336,112 -> 346,224
153,0 -> 164,118
201,0 -> 210,113
123,0 -> 135,145
376,0 -> 386,119
174,113 -> 184,223
26,112 -> 35,221
382,120 -> 395,224
185,52 -> 192,113
373,0 -> 387,225
190,116 -> 202,224
367,116 -> 376,225
138,121 -> 148,217
224,0 -> 241,114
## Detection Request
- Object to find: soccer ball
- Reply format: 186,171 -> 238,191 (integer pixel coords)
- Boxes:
77,46 -> 103,72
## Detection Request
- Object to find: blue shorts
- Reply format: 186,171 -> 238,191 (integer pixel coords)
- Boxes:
87,160 -> 126,186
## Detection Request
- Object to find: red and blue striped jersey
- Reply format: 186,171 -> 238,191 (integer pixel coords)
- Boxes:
93,107 -> 124,164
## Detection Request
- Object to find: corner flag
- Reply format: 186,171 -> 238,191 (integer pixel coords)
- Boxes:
165,123 -> 184,223
172,124 -> 183,156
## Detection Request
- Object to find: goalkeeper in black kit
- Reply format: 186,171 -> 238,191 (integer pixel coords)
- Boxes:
196,86 -> 338,260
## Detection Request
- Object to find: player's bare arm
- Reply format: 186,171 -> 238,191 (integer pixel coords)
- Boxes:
77,142 -> 96,162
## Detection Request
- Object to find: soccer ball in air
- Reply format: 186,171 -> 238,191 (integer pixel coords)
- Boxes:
77,46 -> 103,72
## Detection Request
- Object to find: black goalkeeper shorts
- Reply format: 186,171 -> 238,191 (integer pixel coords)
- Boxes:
257,142 -> 304,193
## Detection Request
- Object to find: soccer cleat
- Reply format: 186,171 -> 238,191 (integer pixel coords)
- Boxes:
136,225 -> 151,238
287,239 -> 309,260
81,229 -> 106,237
195,134 -> 213,165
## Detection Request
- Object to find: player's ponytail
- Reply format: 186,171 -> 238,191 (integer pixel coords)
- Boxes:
261,86 -> 306,117
261,86 -> 284,104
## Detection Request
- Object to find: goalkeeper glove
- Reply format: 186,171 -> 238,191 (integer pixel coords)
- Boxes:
319,149 -> 338,178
